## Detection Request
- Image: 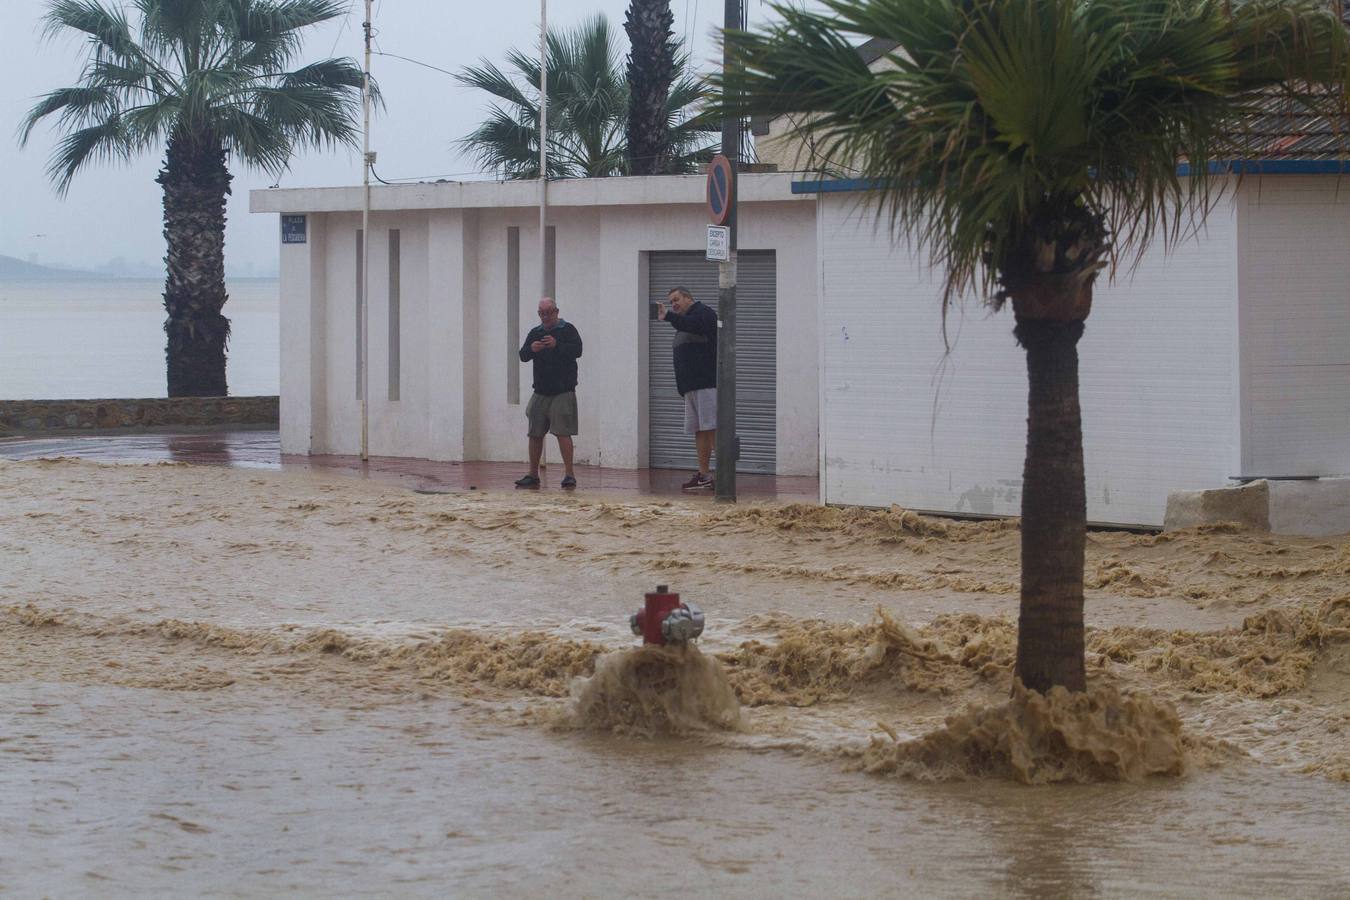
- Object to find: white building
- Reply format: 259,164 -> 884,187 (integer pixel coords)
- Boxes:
252,166 -> 1350,529
252,174 -> 819,476
805,171 -> 1350,528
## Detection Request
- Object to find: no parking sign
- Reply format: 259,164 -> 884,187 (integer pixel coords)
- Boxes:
706,155 -> 734,226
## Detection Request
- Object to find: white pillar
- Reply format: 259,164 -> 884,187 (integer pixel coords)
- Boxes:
278,213 -> 328,454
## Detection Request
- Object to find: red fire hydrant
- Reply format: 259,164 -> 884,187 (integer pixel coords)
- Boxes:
630,585 -> 705,645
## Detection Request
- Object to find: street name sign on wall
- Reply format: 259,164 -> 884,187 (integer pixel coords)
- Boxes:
706,225 -> 730,262
706,155 -> 734,226
281,215 -> 307,244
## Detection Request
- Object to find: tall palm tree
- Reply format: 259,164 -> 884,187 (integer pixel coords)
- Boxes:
717,0 -> 1350,692
457,14 -> 714,179
625,0 -> 678,174
21,0 -> 366,397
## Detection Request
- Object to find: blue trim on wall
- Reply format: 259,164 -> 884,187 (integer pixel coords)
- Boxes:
1177,159 -> 1350,176
792,160 -> 1350,194
791,178 -> 880,194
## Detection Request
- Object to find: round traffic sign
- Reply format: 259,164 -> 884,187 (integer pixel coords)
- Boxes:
707,155 -> 734,226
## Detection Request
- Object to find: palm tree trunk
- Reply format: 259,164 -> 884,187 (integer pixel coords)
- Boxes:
1013,316 -> 1087,693
157,129 -> 231,397
625,0 -> 676,175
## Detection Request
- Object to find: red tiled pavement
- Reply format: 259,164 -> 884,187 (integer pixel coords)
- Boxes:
0,429 -> 819,502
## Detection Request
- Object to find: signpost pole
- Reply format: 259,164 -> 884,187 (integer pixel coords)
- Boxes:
714,0 -> 741,503
359,0 -> 372,462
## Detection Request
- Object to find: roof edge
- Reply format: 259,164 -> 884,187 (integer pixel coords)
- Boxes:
793,160 -> 1350,194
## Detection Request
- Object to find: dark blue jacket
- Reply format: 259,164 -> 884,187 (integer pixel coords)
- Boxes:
666,301 -> 718,396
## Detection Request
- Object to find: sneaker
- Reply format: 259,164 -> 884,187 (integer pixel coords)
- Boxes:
681,473 -> 713,491
561,474 -> 577,489
514,474 -> 541,488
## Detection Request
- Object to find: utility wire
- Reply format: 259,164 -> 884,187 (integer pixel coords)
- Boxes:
370,165 -> 500,183
372,48 -> 460,79
327,0 -> 356,57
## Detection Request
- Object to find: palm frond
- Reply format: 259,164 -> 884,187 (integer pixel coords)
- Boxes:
457,61 -> 536,116
230,0 -> 346,71
457,12 -> 709,179
43,0 -> 141,62
46,114 -> 137,194
25,0 -> 367,191
461,107 -> 546,178
717,0 -> 1350,304
19,85 -> 117,145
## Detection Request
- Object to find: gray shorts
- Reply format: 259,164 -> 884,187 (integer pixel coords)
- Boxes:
684,387 -> 717,434
526,391 -> 578,437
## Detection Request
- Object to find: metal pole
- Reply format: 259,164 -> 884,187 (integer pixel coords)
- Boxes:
538,0 -> 548,472
714,0 -> 741,503
539,0 -> 549,298
360,0 -> 372,461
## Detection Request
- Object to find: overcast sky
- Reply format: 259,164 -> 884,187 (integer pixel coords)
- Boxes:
1,0 -> 814,276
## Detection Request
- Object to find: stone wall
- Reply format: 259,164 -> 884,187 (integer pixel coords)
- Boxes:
0,396 -> 279,435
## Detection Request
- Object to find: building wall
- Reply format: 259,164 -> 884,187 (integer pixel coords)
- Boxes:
267,180 -> 818,474
1238,176 -> 1350,477
818,191 -> 1242,527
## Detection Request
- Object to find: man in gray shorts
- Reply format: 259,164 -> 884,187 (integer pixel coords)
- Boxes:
516,297 -> 583,489
656,286 -> 718,491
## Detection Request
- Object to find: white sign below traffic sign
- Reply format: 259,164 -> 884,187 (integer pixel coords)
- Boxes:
706,225 -> 730,262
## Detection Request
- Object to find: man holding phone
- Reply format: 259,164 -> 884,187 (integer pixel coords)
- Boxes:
656,286 -> 718,491
516,296 -> 583,489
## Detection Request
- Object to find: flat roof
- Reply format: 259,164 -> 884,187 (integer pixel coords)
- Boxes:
250,172 -> 808,214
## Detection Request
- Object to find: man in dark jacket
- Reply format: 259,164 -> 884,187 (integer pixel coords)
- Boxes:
516,297 -> 583,489
656,286 -> 717,490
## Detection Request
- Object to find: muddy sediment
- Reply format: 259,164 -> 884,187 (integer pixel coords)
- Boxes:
860,682 -> 1192,784
3,458 -> 1350,786
7,591 -> 1349,782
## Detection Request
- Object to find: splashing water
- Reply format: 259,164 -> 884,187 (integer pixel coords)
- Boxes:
861,681 -> 1195,784
564,643 -> 744,736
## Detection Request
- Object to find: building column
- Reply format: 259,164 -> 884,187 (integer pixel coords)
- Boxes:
278,213 -> 327,454
427,209 -> 479,460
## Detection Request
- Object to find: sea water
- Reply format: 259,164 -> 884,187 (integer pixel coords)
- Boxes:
0,277 -> 278,399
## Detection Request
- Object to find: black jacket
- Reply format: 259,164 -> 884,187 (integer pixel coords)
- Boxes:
666,301 -> 717,395
519,320 -> 583,395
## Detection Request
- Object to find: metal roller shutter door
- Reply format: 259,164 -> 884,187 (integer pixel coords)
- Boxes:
647,250 -> 777,474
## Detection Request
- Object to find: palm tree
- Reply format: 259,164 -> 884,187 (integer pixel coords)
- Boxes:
457,14 -> 714,179
716,0 -> 1350,692
625,0 -> 678,174
20,0 -> 366,397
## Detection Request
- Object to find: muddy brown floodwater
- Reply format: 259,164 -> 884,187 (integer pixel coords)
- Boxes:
2,459 -> 1349,896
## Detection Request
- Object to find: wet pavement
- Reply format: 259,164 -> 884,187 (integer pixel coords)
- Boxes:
0,429 -> 819,502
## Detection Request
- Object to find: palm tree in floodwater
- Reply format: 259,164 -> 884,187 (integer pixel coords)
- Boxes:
21,0 -> 366,397
457,14 -> 714,178
716,0 -> 1350,691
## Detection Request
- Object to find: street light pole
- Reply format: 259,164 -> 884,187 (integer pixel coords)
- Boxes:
539,0 -> 548,299
714,0 -> 741,503
359,0 -> 372,461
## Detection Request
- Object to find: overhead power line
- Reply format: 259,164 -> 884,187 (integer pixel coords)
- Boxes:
372,49 -> 460,79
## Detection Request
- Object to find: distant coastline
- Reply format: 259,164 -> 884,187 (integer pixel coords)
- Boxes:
0,253 -> 99,280
0,255 -> 278,281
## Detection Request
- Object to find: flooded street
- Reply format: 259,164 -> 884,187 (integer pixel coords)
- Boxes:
6,633 -> 1348,897
3,458 -> 1349,895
